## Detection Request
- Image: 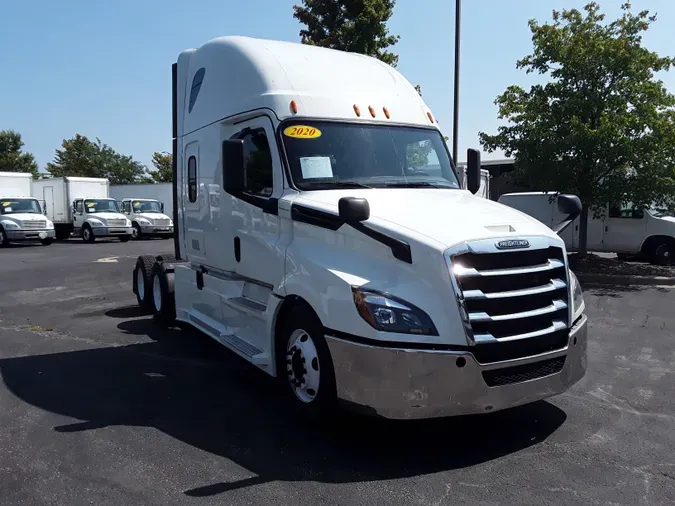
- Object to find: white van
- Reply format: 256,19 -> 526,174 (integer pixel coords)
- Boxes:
131,36 -> 588,420
498,192 -> 675,265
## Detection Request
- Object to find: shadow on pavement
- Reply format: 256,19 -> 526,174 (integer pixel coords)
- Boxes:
0,316 -> 568,498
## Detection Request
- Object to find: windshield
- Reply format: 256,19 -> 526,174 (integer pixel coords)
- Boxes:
0,198 -> 42,215
280,121 -> 460,190
85,199 -> 119,213
132,200 -> 162,213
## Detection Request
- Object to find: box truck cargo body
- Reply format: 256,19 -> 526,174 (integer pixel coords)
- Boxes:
0,172 -> 55,246
33,177 -> 132,241
132,36 -> 588,421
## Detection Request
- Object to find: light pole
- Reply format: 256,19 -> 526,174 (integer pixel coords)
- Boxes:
452,0 -> 461,163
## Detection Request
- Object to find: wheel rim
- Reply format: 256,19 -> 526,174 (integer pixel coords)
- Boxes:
132,226 -> 139,238
84,228 -> 90,240
153,274 -> 162,312
286,329 -> 320,403
137,267 -> 145,301
0,231 -> 4,243
655,244 -> 672,264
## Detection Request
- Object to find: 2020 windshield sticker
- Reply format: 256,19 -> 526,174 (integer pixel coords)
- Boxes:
283,125 -> 322,139
87,202 -> 95,207
1,202 -> 10,207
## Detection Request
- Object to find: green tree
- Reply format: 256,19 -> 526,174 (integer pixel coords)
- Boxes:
46,134 -> 147,185
147,151 -> 173,183
0,130 -> 39,177
479,2 -> 675,256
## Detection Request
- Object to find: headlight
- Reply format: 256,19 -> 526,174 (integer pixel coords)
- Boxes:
126,219 -> 133,226
46,221 -> 54,229
352,288 -> 438,335
569,270 -> 585,321
88,219 -> 104,226
2,221 -> 19,229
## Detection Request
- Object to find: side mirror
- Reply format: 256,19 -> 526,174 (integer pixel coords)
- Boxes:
338,197 -> 370,224
466,148 -> 481,194
553,194 -> 583,234
222,139 -> 245,194
160,202 -> 164,212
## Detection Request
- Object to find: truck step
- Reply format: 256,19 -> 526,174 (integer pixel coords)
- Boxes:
222,296 -> 267,320
220,333 -> 268,364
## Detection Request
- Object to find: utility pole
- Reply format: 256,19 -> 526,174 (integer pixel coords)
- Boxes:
452,0 -> 461,163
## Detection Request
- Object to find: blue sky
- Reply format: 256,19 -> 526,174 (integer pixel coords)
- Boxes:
1,0 -> 673,172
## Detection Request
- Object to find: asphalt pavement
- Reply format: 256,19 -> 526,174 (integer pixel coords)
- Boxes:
0,238 -> 674,505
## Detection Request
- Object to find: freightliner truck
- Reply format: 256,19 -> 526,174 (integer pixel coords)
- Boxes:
132,36 -> 588,420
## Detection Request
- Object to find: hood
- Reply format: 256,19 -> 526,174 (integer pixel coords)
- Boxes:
86,212 -> 127,222
134,212 -> 171,221
294,189 -> 560,248
1,213 -> 51,225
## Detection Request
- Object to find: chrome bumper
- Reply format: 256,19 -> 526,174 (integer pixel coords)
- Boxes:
6,229 -> 56,241
141,225 -> 174,235
326,315 -> 588,420
92,226 -> 133,237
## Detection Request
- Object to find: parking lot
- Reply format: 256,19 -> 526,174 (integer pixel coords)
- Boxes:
0,239 -> 674,505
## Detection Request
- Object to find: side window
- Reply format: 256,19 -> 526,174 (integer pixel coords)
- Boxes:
241,128 -> 273,197
609,202 -> 644,219
188,68 -> 206,114
188,156 -> 197,203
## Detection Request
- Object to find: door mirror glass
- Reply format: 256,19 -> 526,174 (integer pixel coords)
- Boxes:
160,202 -> 164,213
466,148 -> 481,194
222,139 -> 245,193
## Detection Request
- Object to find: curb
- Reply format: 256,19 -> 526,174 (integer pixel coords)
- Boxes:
576,272 -> 675,286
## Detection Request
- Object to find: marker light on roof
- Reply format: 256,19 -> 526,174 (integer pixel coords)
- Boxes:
290,100 -> 298,114
427,111 -> 435,123
383,107 -> 390,119
353,104 -> 361,117
368,106 -> 376,118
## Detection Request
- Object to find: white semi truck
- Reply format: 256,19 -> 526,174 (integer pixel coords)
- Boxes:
33,177 -> 133,242
132,36 -> 588,420
0,171 -> 55,247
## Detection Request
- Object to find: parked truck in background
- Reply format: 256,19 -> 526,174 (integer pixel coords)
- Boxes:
498,192 -> 675,265
110,183 -> 173,212
118,198 -> 174,240
0,172 -> 55,247
132,36 -> 588,420
33,177 -> 133,242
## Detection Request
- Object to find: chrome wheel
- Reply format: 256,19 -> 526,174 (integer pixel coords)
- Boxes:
136,267 -> 145,301
286,329 -> 321,403
132,224 -> 140,239
153,274 -> 162,312
83,228 -> 91,241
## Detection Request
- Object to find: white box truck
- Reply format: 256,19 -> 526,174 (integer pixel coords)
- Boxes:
498,192 -> 675,265
110,183 -> 174,240
0,172 -> 55,246
131,36 -> 588,420
33,177 -> 133,242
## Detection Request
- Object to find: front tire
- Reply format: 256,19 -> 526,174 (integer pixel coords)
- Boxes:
0,227 -> 10,247
82,225 -> 95,243
133,255 -> 155,313
119,234 -> 130,242
277,305 -> 337,421
41,238 -> 53,246
131,223 -> 142,240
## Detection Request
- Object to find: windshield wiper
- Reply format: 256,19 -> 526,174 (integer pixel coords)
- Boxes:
382,181 -> 454,189
304,181 -> 372,189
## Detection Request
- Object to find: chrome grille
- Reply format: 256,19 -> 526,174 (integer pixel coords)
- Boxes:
22,220 -> 46,229
107,219 -> 127,227
153,219 -> 170,226
448,239 -> 570,364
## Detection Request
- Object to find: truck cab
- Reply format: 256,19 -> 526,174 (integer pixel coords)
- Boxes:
119,198 -> 174,240
133,36 -> 588,420
72,197 -> 133,243
0,196 -> 55,247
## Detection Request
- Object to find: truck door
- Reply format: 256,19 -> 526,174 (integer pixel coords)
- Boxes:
225,116 -> 283,287
183,141 -> 207,263
603,202 -> 648,253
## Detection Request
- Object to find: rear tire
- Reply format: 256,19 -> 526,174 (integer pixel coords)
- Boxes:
276,305 -> 338,422
133,255 -> 155,313
151,261 -> 176,326
41,238 -> 53,246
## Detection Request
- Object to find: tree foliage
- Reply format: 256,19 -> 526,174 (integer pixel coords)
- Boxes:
46,134 -> 147,185
479,2 -> 675,255
147,151 -> 173,183
293,0 -> 400,66
0,130 -> 39,177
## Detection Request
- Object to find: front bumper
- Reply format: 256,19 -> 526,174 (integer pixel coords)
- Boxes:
141,225 -> 174,236
5,229 -> 56,241
92,226 -> 133,237
326,315 -> 588,420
